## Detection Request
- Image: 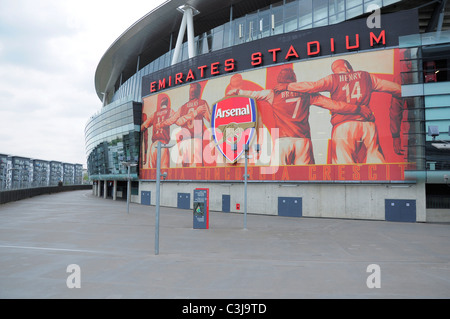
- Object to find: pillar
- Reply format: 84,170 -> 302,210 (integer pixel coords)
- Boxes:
113,180 -> 117,200
171,5 -> 198,65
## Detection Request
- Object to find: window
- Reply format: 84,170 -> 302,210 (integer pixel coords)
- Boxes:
329,0 -> 345,24
271,6 -> 284,35
233,17 -> 246,45
346,0 -> 363,19
298,0 -> 313,30
212,25 -> 224,51
422,43 -> 450,83
284,1 -> 299,32
313,0 -> 329,27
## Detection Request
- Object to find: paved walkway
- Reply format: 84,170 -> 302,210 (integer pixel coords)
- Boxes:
0,190 -> 449,299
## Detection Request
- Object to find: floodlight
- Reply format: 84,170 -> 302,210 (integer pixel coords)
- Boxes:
428,126 -> 439,140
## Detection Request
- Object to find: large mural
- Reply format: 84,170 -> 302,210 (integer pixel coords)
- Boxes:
140,49 -> 415,182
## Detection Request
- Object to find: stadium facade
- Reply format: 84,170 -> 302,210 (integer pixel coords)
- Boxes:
86,0 -> 450,222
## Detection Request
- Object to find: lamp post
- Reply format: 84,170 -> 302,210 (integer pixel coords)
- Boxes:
121,162 -> 137,214
235,143 -> 259,230
243,145 -> 249,230
155,141 -> 174,255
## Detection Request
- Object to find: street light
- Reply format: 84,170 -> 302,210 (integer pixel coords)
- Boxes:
244,143 -> 260,230
155,141 -> 174,255
121,161 -> 137,214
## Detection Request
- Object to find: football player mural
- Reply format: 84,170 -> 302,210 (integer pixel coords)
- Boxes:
141,93 -> 173,168
140,49 -> 413,182
159,82 -> 211,167
278,59 -> 402,164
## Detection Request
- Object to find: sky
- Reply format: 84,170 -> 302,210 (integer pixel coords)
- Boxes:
0,0 -> 167,167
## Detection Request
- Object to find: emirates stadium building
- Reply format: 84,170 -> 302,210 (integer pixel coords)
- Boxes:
86,0 -> 450,222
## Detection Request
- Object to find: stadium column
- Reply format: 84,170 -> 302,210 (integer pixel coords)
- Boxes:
97,181 -> 101,197
171,5 -> 198,65
186,6 -> 195,58
103,180 -> 107,199
113,180 -> 117,200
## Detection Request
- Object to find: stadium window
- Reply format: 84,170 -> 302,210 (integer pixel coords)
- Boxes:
346,0 -> 363,19
284,1 -> 299,32
271,7 -> 284,35
298,0 -> 313,30
329,0 -> 345,24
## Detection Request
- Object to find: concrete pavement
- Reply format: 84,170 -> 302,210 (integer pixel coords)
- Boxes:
0,189 -> 449,299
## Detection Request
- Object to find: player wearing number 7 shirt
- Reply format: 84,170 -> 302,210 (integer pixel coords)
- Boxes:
277,59 -> 402,164
229,68 -> 374,165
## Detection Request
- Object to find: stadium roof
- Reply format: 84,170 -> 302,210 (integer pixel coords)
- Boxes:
94,0 -> 450,103
94,0 -> 278,102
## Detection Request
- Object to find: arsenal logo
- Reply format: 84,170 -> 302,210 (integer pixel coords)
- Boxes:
211,96 -> 257,162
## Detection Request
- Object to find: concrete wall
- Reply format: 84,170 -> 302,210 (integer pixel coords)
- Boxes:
138,181 -> 427,222
426,209 -> 450,223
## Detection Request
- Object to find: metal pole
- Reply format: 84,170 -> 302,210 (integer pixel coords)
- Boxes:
244,149 -> 248,230
127,165 -> 131,214
155,141 -> 162,255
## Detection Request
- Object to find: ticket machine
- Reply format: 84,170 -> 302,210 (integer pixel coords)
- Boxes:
193,188 -> 209,229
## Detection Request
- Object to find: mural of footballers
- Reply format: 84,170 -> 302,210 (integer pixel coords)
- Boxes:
141,93 -> 173,168
141,112 -> 149,167
229,66 -> 374,165
160,82 -> 211,167
279,59 -> 402,164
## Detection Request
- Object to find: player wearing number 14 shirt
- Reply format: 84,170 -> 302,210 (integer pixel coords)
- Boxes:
229,68 -> 374,165
280,59 -> 402,164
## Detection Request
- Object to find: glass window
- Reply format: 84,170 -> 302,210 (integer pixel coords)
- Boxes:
246,14 -> 259,41
423,43 -> 450,83
258,11 -> 271,38
329,0 -> 345,24
233,17 -> 246,45
223,22 -> 232,48
212,25 -> 224,51
271,6 -> 284,35
364,0 -> 382,12
284,1 -> 299,32
382,0 -> 401,5
313,0 -> 329,25
346,0 -> 363,19
298,0 -> 313,30
197,33 -> 210,54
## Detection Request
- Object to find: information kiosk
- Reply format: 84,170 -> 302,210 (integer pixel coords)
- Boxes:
193,188 -> 209,229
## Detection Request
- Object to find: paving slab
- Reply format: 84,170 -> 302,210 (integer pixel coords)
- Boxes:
0,190 -> 449,299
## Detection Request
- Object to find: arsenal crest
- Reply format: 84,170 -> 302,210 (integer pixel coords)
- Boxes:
211,96 -> 257,162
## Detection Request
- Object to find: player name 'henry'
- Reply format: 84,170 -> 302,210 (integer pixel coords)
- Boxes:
216,104 -> 250,118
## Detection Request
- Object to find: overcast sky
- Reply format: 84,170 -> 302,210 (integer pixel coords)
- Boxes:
0,0 -> 166,167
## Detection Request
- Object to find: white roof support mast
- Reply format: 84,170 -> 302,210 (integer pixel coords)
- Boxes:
171,5 -> 200,65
